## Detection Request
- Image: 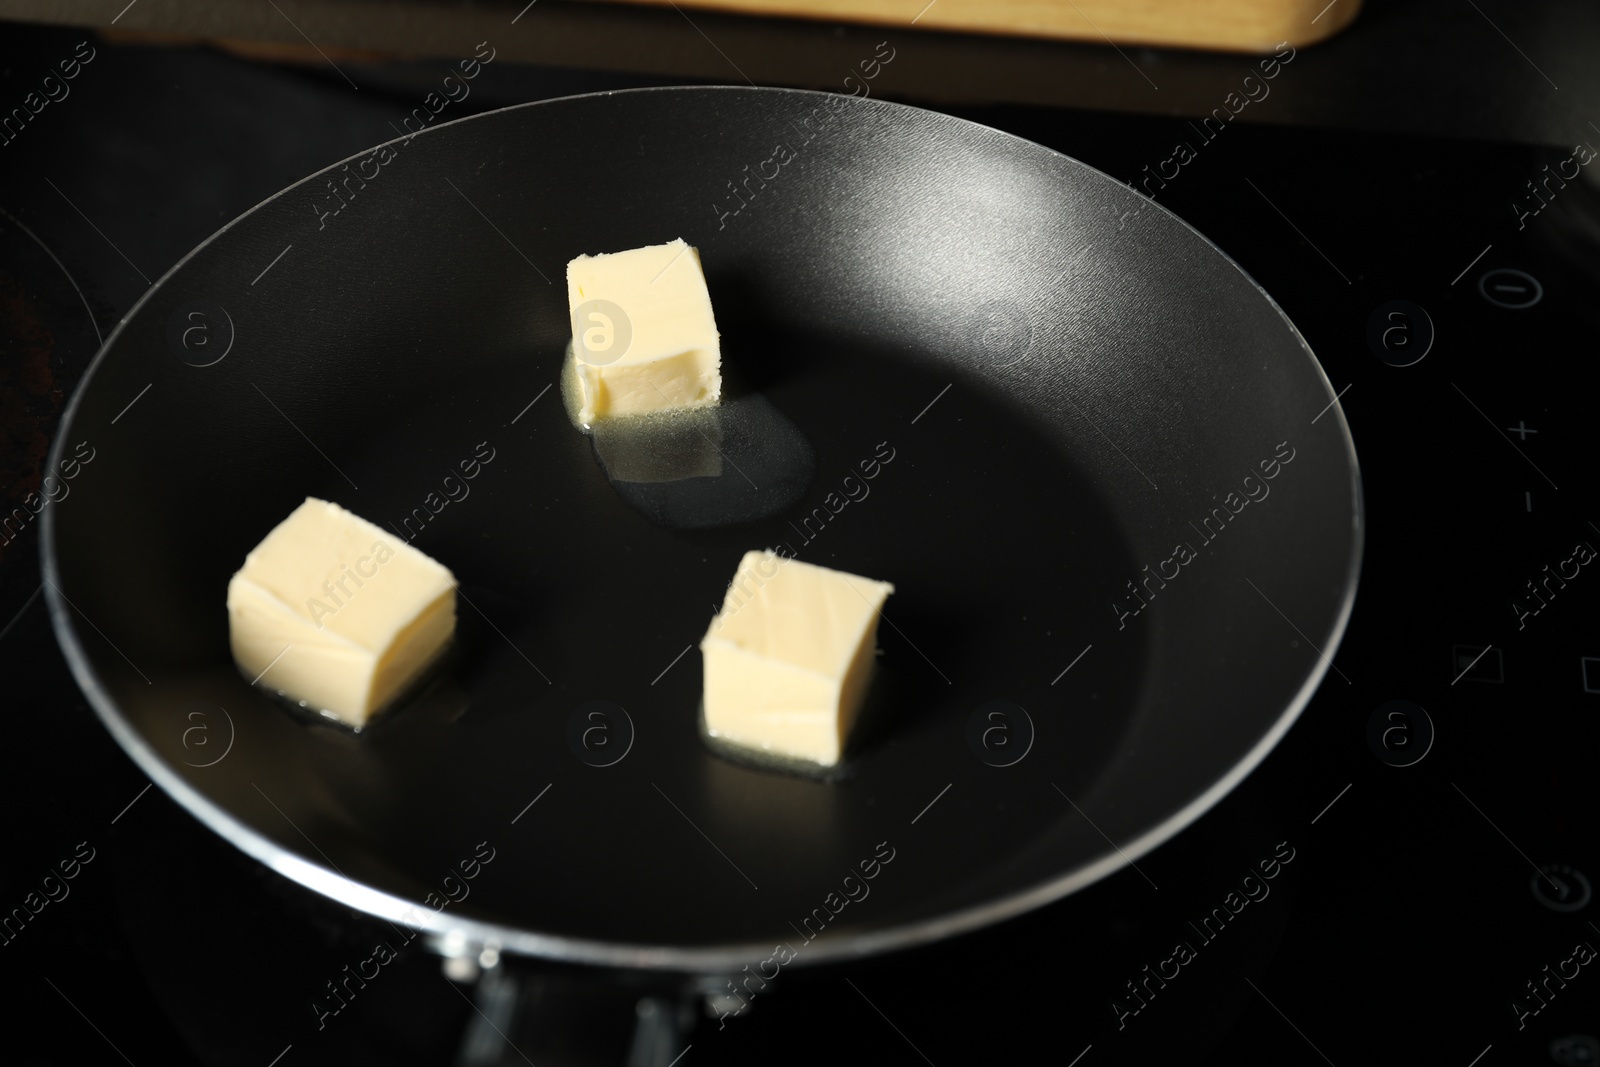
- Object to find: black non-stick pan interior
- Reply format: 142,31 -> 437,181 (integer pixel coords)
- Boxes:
44,86 -> 1360,971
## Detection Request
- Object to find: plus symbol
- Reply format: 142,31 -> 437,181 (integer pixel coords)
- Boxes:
1507,421 -> 1538,440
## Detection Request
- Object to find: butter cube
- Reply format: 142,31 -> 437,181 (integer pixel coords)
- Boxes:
226,498 -> 456,727
566,238 -> 721,424
700,551 -> 894,766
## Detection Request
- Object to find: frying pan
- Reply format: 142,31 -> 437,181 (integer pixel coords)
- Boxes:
43,86 -> 1361,973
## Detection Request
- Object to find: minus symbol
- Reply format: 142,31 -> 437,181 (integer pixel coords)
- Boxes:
1526,491 -> 1532,512
1492,284 -> 1528,293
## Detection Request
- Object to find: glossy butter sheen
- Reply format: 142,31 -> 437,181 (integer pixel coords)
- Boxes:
566,238 -> 722,424
700,550 -> 894,766
226,497 -> 456,727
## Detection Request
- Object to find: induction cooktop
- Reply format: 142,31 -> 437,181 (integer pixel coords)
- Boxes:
1,21 -> 1595,1067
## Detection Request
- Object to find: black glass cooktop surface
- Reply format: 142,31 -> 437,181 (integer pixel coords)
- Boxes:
1,21 -> 1595,1067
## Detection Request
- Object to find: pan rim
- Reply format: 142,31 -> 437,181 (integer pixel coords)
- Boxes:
42,83 -> 1363,972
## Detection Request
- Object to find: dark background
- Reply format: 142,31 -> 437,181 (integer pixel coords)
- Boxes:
1,1 -> 1597,1064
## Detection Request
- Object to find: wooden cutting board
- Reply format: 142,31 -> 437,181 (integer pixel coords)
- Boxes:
604,0 -> 1361,52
